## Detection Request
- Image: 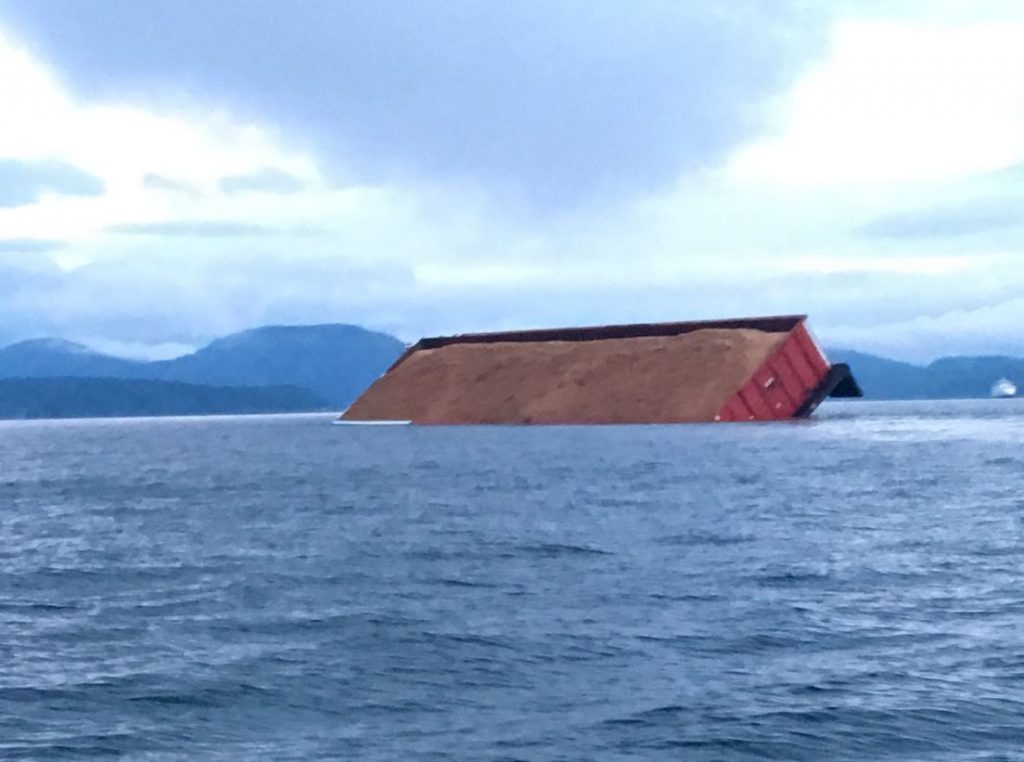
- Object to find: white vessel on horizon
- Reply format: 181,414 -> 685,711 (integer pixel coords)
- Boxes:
991,378 -> 1017,398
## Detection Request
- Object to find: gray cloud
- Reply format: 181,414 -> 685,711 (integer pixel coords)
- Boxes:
0,249 -> 416,349
858,197 -> 1023,239
219,168 -> 305,195
5,0 -> 1017,364
143,173 -> 201,197
0,238 -> 66,253
0,261 -> 63,344
0,1 -> 828,207
106,220 -> 278,237
0,158 -> 105,207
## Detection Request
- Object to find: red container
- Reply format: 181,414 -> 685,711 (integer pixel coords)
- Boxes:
715,317 -> 858,421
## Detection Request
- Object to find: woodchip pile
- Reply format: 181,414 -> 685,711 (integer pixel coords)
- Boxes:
341,328 -> 787,424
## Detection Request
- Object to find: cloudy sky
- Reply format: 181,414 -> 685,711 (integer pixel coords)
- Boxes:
0,1 -> 1022,361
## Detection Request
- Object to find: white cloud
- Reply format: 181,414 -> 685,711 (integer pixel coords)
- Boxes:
728,20 -> 1024,186
78,337 -> 197,361
0,26 -> 319,242
823,297 -> 1024,362
780,254 -> 982,276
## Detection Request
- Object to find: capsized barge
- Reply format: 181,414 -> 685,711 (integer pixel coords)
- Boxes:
340,314 -> 861,424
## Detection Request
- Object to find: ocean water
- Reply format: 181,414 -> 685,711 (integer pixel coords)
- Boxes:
2,400 -> 1024,760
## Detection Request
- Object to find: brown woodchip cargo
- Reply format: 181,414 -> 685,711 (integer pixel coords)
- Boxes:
342,328 -> 787,424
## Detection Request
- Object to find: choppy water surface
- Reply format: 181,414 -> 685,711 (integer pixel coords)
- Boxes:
3,400 -> 1024,760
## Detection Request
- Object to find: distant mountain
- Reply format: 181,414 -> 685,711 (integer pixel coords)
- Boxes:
0,377 -> 328,420
828,348 -> 1024,400
0,324 -> 406,408
826,349 -> 938,400
151,324 -> 406,406
0,338 -> 142,378
926,356 -> 1024,399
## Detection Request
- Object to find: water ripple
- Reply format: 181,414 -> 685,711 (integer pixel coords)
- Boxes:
3,402 -> 1023,759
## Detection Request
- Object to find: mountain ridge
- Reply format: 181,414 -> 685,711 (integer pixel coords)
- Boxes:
827,348 -> 1024,400
0,323 -> 406,407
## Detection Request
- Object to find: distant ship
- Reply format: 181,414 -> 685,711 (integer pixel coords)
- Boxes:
991,378 -> 1017,398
